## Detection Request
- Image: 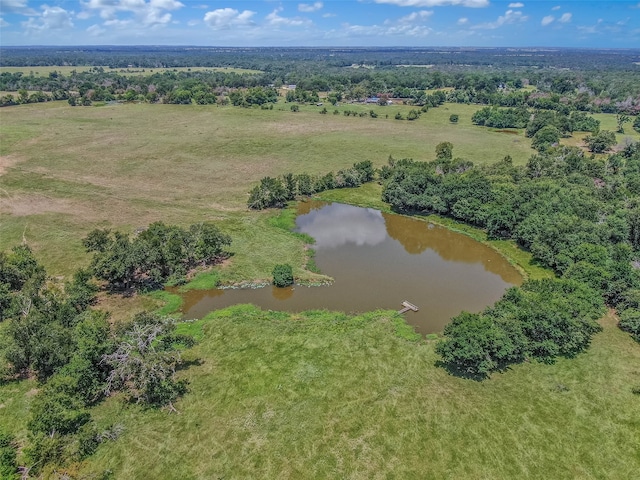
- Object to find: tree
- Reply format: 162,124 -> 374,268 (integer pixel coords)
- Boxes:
272,264 -> 294,287
531,125 -> 561,152
435,141 -> 453,161
102,314 -> 190,407
406,109 -> 420,121
619,308 -> 640,342
247,176 -> 288,209
584,130 -> 617,153
435,312 -> 526,377
28,375 -> 91,437
616,113 -> 630,133
634,115 -> 640,133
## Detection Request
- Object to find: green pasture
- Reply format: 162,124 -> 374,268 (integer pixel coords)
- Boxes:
64,307 -> 639,479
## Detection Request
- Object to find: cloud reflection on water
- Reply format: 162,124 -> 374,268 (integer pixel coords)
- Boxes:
296,203 -> 387,249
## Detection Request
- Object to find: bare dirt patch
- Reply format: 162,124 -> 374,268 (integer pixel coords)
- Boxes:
0,155 -> 21,176
0,194 -> 94,217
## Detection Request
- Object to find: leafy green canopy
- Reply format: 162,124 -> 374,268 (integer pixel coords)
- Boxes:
83,221 -> 231,291
272,264 -> 294,287
248,161 -> 375,210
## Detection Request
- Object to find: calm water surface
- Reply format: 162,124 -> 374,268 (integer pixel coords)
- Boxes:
179,202 -> 522,334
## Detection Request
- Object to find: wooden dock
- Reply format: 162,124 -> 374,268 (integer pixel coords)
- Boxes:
398,301 -> 419,314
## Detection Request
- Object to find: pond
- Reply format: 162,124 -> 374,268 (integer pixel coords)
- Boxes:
178,202 -> 522,334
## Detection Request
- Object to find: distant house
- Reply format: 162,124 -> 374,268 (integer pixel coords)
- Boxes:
366,97 -> 379,103
287,85 -> 297,89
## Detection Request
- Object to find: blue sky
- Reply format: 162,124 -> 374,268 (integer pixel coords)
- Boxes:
0,1 -> 638,47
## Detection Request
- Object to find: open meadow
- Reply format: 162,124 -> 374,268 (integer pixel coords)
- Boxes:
73,307 -> 639,479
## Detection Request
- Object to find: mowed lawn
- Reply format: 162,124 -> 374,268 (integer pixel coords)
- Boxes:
0,101 -> 536,277
69,306 -> 640,480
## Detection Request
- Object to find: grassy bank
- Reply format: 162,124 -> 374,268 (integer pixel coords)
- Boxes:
64,306 -> 640,479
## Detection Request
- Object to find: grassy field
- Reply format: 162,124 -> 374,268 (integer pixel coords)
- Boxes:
0,66 -> 262,76
0,100 -> 539,278
54,306 -> 638,479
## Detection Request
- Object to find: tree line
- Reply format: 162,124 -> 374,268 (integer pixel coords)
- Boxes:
2,53 -> 640,115
247,161 -> 375,210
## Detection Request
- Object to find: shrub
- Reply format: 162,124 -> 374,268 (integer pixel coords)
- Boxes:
0,430 -> 18,479
449,114 -> 459,123
272,264 -> 294,287
619,308 -> 640,342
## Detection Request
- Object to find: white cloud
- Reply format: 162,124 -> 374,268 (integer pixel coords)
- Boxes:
577,18 -> 603,35
81,0 -> 184,27
23,5 -> 73,31
508,2 -> 524,8
0,0 -> 37,15
372,0 -> 488,7
396,10 -> 433,24
298,2 -> 323,13
327,21 -> 432,39
203,8 -> 256,29
457,17 -> 468,24
322,12 -> 336,18
0,17 -> 9,27
541,15 -> 554,26
266,8 -> 311,27
552,5 -> 561,10
559,12 -> 572,23
86,23 -> 106,36
472,9 -> 528,29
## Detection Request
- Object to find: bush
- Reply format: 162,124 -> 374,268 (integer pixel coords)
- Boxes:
531,125 -> 561,152
0,430 -> 18,479
272,264 -> 294,287
584,130 -> 617,153
449,114 -> 459,123
436,312 -> 525,377
619,308 -> 640,342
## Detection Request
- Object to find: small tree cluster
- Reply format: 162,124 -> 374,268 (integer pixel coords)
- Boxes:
228,86 -> 278,107
83,222 -> 231,291
248,161 -> 375,210
436,279 -> 604,377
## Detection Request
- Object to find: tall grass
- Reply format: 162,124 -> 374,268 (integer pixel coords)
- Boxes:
69,307 -> 640,479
